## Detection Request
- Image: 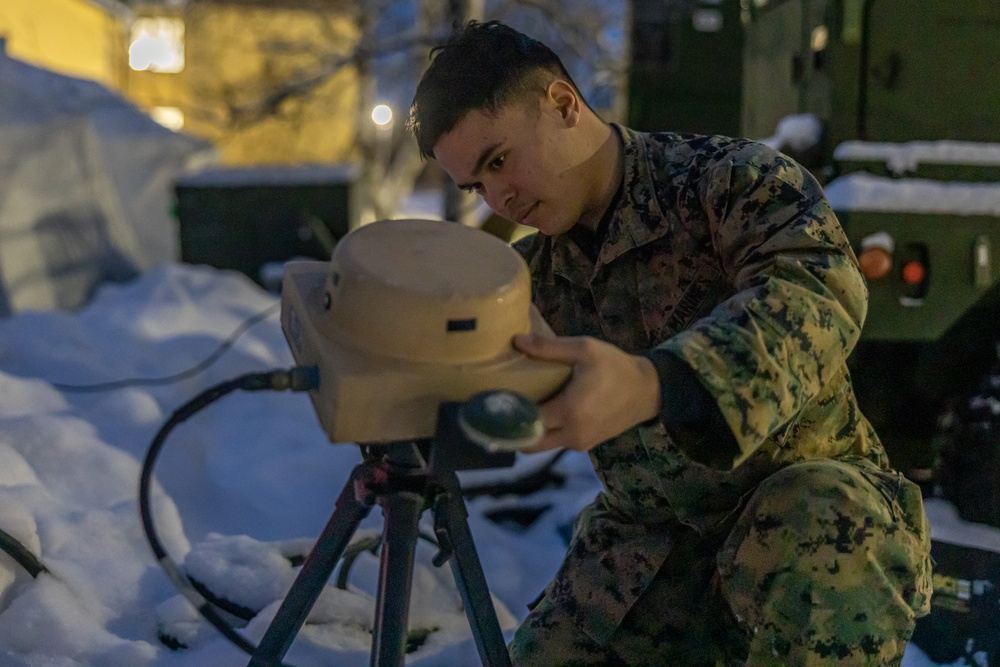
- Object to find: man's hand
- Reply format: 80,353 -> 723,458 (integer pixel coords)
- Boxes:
513,333 -> 661,453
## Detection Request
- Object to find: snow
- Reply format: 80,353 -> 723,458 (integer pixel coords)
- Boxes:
759,113 -> 824,153
824,172 -> 1000,216
0,264 -> 992,665
396,188 -> 447,221
0,47 -> 215,315
835,141 -> 1000,174
925,498 -> 1000,554
0,264 -> 602,666
396,187 -> 495,227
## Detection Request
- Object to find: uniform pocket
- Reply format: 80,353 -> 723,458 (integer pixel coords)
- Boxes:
853,458 -> 934,616
855,462 -> 905,519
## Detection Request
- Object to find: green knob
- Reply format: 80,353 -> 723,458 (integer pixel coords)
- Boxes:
458,390 -> 544,452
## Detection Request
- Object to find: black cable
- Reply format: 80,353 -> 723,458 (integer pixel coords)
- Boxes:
0,528 -> 47,578
189,576 -> 257,622
139,366 -> 317,664
55,303 -> 280,393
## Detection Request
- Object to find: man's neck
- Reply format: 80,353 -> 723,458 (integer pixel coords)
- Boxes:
576,123 -> 624,233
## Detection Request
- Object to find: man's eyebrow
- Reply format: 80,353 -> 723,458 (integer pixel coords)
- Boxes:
455,142 -> 502,190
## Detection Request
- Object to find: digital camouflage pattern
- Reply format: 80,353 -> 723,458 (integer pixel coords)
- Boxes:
510,126 -> 933,665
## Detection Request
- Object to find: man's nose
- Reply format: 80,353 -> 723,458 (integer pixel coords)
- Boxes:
483,180 -> 514,216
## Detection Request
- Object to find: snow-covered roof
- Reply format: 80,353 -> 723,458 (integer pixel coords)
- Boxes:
175,164 -> 357,188
834,140 -> 1000,174
824,172 -> 1000,216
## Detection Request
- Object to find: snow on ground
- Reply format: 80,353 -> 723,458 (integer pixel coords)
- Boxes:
0,264 -> 599,666
0,263 -> 991,666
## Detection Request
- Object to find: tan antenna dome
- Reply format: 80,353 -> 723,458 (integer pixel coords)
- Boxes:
322,219 -> 532,365
280,218 -> 570,444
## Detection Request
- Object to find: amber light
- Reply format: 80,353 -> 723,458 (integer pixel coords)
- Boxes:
859,246 -> 893,280
901,260 -> 926,285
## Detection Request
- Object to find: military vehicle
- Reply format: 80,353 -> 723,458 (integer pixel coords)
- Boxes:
629,0 -> 1000,502
629,4 -> 1000,658
738,0 -> 1000,510
628,0 -> 745,137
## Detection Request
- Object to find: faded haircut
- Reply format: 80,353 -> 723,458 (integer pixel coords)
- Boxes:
408,20 -> 584,159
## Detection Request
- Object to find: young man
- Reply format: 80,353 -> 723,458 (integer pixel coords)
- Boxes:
409,20 -> 932,666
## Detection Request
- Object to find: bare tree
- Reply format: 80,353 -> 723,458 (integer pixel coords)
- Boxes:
161,0 -> 629,225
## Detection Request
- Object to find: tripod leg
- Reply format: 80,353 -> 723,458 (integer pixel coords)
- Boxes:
436,475 -> 512,667
370,490 -> 424,667
248,467 -> 376,667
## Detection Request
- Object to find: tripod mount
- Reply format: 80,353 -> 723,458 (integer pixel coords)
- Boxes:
255,219 -> 569,665
248,394 -> 538,667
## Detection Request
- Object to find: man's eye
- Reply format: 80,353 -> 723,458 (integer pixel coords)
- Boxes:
488,154 -> 505,170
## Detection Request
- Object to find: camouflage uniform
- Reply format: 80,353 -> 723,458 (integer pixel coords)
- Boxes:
509,126 -> 933,666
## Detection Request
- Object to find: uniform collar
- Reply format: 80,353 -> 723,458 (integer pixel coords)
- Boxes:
546,124 -> 675,285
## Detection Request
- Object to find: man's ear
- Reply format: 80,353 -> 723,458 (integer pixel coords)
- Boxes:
545,80 -> 581,127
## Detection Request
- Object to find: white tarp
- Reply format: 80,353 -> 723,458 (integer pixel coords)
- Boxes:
0,44 -> 216,316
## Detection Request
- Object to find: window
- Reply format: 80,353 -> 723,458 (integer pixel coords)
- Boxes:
129,18 -> 185,73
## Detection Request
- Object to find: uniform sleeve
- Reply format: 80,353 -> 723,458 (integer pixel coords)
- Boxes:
653,146 -> 868,463
645,346 -> 742,468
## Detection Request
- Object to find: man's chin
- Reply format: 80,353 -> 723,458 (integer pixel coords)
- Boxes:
511,216 -> 548,236
533,218 -> 574,237
501,209 -> 568,237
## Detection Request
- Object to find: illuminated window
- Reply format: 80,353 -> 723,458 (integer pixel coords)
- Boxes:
150,106 -> 184,131
129,18 -> 185,73
811,25 -> 829,52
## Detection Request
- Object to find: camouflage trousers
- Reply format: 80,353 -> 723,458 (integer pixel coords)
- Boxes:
508,458 -> 933,666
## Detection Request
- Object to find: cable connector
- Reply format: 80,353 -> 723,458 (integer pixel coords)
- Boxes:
272,366 -> 319,392
232,367 -> 319,393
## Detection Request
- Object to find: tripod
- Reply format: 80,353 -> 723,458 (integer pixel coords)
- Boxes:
247,401 -> 516,667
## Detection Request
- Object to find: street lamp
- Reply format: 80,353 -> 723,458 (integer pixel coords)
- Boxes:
371,104 -> 393,127
371,104 -> 394,171
369,104 -> 394,221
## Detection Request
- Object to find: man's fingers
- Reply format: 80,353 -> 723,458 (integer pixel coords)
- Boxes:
519,394 -> 567,454
536,391 -> 568,431
521,429 -> 564,454
513,333 -> 587,364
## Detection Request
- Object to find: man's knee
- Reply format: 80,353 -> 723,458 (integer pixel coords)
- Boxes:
715,459 -> 932,664
509,595 -> 618,667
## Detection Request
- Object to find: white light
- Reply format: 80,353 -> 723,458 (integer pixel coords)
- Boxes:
150,106 -> 184,131
371,104 -> 393,126
812,25 -> 829,52
129,18 -> 185,73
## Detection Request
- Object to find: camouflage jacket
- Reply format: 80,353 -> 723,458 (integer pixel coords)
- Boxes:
514,125 -> 889,641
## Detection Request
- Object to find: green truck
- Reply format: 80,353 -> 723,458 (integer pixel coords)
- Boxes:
629,0 -> 1000,517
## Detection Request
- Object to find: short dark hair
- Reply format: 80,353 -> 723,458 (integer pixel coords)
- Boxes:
408,20 -> 581,159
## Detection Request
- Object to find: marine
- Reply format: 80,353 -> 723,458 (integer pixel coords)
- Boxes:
408,20 -> 933,665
